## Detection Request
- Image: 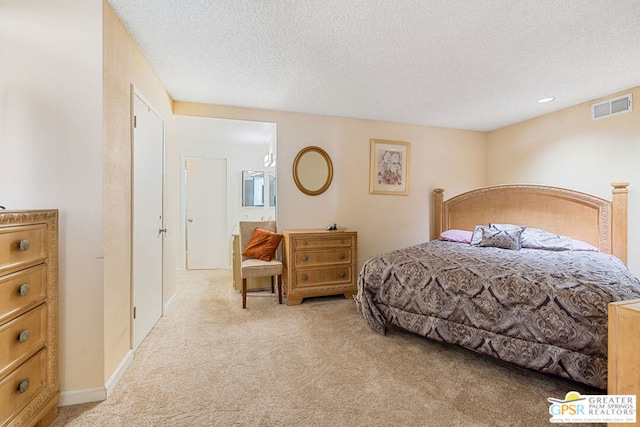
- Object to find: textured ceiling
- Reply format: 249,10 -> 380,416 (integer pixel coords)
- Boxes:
107,0 -> 640,132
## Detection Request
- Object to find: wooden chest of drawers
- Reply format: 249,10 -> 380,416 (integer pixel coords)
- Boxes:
0,210 -> 58,427
282,230 -> 357,306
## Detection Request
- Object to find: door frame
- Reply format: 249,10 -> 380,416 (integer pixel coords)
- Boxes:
175,117 -> 279,271
131,86 -> 165,349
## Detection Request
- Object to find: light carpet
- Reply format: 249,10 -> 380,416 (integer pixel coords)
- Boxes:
51,269 -> 603,427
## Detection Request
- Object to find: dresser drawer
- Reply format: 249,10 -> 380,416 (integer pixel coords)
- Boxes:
0,348 -> 47,426
293,235 -> 353,249
294,249 -> 351,267
0,304 -> 47,380
0,224 -> 47,275
0,265 -> 47,325
295,266 -> 352,288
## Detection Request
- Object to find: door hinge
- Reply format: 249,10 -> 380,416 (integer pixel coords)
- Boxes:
133,306 -> 137,319
133,115 -> 137,128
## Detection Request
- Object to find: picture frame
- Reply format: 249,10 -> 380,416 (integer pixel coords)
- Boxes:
369,139 -> 410,195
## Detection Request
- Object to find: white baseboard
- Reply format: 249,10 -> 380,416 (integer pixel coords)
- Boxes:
59,386 -> 106,406
59,349 -> 134,406
164,290 -> 178,312
105,349 -> 134,397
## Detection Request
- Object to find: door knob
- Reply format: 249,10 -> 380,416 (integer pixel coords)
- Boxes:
159,227 -> 168,236
188,218 -> 194,223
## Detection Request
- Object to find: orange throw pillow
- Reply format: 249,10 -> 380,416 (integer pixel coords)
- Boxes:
242,228 -> 284,261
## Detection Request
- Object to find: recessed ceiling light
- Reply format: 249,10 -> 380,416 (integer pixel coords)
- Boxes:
537,97 -> 555,104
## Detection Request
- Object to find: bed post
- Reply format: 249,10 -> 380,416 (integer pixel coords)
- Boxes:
611,182 -> 629,264
433,188 -> 444,241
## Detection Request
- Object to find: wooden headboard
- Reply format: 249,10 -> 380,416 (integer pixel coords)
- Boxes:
432,183 -> 629,264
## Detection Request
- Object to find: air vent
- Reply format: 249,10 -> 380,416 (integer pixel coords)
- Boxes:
592,93 -> 632,120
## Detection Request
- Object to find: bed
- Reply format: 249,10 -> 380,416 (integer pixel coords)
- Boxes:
355,183 -> 640,389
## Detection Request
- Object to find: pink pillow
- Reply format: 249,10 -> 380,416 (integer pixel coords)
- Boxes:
572,239 -> 599,252
440,229 -> 473,243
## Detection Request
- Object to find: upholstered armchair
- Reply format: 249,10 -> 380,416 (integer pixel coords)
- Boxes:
238,220 -> 283,309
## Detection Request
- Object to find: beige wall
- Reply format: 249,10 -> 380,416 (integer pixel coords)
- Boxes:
174,103 -> 488,268
103,0 -> 178,386
0,0 -> 105,391
487,86 -> 640,276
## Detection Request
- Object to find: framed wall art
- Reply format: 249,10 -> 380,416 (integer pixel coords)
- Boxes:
369,139 -> 410,195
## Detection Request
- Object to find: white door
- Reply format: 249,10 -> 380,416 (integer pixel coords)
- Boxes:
132,92 -> 164,350
185,157 -> 227,269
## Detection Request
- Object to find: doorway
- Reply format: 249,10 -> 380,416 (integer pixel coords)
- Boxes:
132,90 -> 164,350
176,116 -> 277,271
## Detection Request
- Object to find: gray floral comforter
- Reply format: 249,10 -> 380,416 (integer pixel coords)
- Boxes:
355,240 -> 640,389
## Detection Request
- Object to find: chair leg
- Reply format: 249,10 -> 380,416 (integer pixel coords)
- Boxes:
242,278 -> 247,309
277,275 -> 282,304
270,276 -> 275,293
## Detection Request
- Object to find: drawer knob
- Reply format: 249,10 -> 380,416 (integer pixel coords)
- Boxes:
18,239 -> 31,251
18,378 -> 30,394
18,329 -> 30,343
302,240 -> 308,245
302,274 -> 308,281
340,240 -> 345,244
18,283 -> 31,296
339,253 -> 346,259
302,255 -> 308,262
340,272 -> 346,278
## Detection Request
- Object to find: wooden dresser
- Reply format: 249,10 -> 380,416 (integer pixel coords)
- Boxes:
608,299 -> 640,427
0,210 -> 58,427
282,229 -> 357,306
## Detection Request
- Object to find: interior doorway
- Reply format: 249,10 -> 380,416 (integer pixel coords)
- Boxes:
176,116 -> 277,271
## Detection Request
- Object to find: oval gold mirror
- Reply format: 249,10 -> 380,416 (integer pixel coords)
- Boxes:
292,146 -> 333,196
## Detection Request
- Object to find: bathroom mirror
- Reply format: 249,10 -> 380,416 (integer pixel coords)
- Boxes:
242,170 -> 265,206
292,146 -> 333,196
268,171 -> 276,206
242,170 -> 276,207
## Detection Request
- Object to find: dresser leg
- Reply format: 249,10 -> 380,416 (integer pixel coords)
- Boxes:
36,398 -> 59,427
343,291 -> 356,300
287,296 -> 304,306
